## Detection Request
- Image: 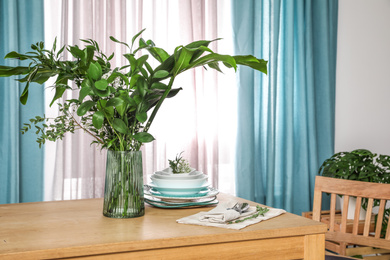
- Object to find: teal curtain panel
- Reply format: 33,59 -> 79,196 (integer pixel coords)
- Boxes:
232,0 -> 338,214
0,0 -> 45,204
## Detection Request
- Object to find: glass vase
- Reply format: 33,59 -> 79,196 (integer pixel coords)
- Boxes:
103,150 -> 145,218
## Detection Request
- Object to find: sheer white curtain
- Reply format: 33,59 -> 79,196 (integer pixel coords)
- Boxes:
44,0 -> 236,201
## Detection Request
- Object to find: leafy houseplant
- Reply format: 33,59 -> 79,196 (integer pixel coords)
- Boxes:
319,149 -> 390,236
0,29 -> 268,218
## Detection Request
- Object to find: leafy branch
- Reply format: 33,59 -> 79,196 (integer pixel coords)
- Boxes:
228,205 -> 270,224
1,29 -> 268,151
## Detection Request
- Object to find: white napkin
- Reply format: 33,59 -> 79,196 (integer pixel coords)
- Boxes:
199,202 -> 257,223
177,202 -> 286,230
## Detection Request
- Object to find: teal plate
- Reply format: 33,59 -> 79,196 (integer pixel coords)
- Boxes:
145,198 -> 219,209
144,186 -> 219,200
145,194 -> 218,205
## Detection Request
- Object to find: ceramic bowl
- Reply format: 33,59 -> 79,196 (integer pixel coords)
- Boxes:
153,170 -> 203,179
160,167 -> 196,175
150,174 -> 208,188
147,182 -> 209,196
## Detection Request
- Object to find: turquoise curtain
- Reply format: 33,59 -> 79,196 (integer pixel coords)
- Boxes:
233,0 -> 338,214
0,0 -> 44,204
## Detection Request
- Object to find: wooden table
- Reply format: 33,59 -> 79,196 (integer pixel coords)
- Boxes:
0,193 -> 326,259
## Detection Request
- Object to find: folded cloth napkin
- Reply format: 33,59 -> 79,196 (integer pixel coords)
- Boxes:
177,202 -> 286,230
199,202 -> 257,223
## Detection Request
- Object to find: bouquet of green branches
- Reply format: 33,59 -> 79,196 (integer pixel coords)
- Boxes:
0,29 -> 267,151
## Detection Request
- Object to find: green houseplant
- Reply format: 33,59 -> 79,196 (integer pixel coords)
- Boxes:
319,149 -> 390,236
0,29 -> 268,218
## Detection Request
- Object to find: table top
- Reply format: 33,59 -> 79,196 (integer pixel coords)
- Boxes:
0,193 -> 326,259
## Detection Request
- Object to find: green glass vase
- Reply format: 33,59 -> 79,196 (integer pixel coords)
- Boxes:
103,150 -> 145,218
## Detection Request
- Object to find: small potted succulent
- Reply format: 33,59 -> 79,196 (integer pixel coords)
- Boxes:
168,152 -> 193,174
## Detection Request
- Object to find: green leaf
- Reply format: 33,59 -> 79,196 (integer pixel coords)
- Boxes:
136,77 -> 148,97
0,65 -> 30,76
30,72 -> 53,84
106,97 -> 125,107
93,87 -> 111,97
79,85 -> 92,102
97,100 -> 114,118
151,82 -> 168,89
131,28 -> 146,49
207,61 -> 223,73
87,62 -> 102,81
185,39 -> 219,62
154,56 -> 175,74
136,111 -> 147,123
233,55 -> 268,74
95,79 -> 108,90
173,46 -> 193,75
20,83 -> 30,105
69,45 -> 85,60
137,54 -> 149,67
124,54 -> 137,73
97,99 -> 107,110
153,70 -> 169,79
123,96 -> 137,107
85,46 -> 95,65
110,36 -> 130,49
129,74 -> 140,88
186,53 -> 237,72
147,47 -> 170,63
144,61 -> 153,74
92,111 -> 104,129
77,100 -> 95,116
4,51 -> 37,60
50,85 -> 69,106
112,118 -> 128,134
133,132 -> 155,143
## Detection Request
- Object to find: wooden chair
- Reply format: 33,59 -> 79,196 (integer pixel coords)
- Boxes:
312,176 -> 390,259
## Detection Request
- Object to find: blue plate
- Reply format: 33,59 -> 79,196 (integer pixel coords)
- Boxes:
144,186 -> 219,200
146,183 -> 209,196
145,198 -> 219,208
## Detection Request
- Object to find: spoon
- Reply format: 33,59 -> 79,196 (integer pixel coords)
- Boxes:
236,203 -> 250,214
228,202 -> 250,214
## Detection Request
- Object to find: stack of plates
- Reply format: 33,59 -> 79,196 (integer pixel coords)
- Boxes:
144,168 -> 219,208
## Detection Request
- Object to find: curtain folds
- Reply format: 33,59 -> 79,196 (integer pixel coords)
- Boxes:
0,0 -> 45,204
233,0 -> 338,214
45,0 -> 128,200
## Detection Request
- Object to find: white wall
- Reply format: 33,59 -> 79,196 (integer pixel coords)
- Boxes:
335,0 -> 390,155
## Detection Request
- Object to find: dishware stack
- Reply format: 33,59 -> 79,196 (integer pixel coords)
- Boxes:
144,168 -> 219,208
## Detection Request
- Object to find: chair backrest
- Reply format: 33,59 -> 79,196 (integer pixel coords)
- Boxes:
313,176 -> 390,254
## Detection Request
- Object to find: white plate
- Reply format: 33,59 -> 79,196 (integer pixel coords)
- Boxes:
147,183 -> 209,196
161,167 -> 196,174
153,170 -> 203,179
150,175 -> 208,188
144,186 -> 219,201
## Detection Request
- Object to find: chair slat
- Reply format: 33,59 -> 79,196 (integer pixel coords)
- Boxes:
330,193 -> 337,232
353,196 -> 362,235
364,198 -> 374,237
341,195 -> 349,233
375,199 -> 386,239
386,211 -> 390,240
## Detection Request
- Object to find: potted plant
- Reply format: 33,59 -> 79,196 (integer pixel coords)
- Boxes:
319,149 -> 390,235
0,29 -> 267,218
